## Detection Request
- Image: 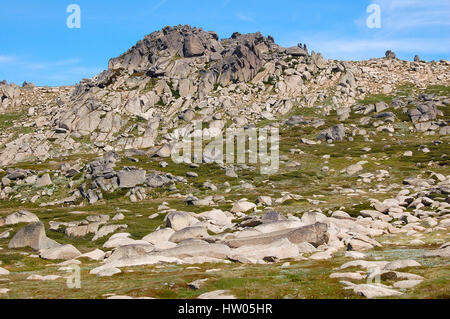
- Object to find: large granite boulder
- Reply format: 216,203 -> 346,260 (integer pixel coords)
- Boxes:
8,222 -> 60,251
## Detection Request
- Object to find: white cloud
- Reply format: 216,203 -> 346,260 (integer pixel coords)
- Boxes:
236,13 -> 256,23
4,57 -> 82,70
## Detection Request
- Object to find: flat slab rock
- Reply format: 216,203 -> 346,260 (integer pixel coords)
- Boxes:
105,294 -> 155,299
27,274 -> 61,281
228,238 -> 300,262
383,260 -> 421,271
330,272 -> 365,281
0,267 -> 10,275
423,246 -> 450,258
79,249 -> 106,261
90,255 -> 181,275
197,290 -> 236,299
96,267 -> 122,277
0,288 -> 10,294
225,222 -> 329,248
344,251 -> 367,259
344,283 -> 403,298
340,260 -> 390,270
2,211 -> 39,225
393,280 -> 423,289
151,242 -> 231,259
39,244 -> 82,260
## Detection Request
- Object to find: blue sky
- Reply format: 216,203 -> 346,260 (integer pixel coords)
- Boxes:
1,0 -> 449,86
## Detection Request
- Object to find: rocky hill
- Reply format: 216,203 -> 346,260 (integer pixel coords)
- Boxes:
1,25 -> 448,166
0,25 -> 449,299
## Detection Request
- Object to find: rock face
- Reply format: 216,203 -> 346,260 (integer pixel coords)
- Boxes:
45,25 -> 275,150
8,222 -> 60,251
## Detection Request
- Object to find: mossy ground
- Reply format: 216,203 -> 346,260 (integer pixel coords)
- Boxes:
0,85 -> 449,299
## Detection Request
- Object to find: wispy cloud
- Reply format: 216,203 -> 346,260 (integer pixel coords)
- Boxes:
153,0 -> 168,11
54,58 -> 81,66
301,37 -> 450,60
0,56 -> 102,85
373,0 -> 450,30
68,66 -> 104,75
0,55 -> 16,64
376,0 -> 449,10
283,0 -> 450,61
236,13 -> 256,23
0,56 -> 82,70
